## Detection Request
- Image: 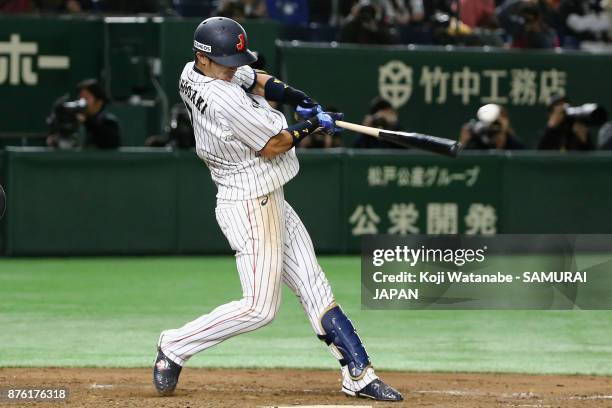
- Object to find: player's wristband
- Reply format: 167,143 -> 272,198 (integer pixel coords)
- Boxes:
286,118 -> 320,147
264,77 -> 308,108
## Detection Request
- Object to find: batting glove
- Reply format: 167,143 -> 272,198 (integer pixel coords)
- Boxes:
316,111 -> 344,134
296,98 -> 323,119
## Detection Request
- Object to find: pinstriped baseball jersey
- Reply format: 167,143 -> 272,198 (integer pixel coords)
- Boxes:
158,58 -> 381,397
179,61 -> 299,200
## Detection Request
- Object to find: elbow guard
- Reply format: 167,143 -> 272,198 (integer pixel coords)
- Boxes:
264,77 -> 308,108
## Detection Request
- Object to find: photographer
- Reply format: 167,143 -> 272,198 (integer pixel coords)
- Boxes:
460,104 -> 525,150
537,95 -> 600,151
354,97 -> 405,148
47,79 -> 121,150
145,103 -> 195,149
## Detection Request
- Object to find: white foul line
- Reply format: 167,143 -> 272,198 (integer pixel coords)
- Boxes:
568,395 -> 612,400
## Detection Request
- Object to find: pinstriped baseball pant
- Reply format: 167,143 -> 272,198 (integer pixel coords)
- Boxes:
158,187 -> 377,391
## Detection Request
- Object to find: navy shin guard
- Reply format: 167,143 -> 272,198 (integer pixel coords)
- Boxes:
318,305 -> 371,379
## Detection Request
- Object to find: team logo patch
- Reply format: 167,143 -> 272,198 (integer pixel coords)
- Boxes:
194,40 -> 211,53
236,33 -> 246,52
156,359 -> 169,370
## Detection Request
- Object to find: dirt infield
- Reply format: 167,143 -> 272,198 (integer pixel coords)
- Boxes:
1,368 -> 611,407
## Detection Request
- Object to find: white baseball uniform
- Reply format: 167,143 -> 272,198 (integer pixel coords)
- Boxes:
158,62 -> 377,392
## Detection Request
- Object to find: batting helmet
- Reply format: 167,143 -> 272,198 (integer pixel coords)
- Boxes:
193,17 -> 257,68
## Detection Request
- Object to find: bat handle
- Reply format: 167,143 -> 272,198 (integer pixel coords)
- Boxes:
335,120 -> 380,138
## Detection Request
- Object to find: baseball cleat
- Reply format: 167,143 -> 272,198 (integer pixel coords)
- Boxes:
343,379 -> 404,402
153,348 -> 182,396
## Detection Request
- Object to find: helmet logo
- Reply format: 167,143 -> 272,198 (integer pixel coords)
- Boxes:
236,34 -> 246,52
194,40 -> 211,53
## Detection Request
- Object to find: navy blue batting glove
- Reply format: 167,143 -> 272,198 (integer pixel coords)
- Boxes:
296,98 -> 323,119
316,111 -> 344,134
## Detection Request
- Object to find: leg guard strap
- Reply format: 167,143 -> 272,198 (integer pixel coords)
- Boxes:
317,334 -> 348,366
318,305 -> 371,379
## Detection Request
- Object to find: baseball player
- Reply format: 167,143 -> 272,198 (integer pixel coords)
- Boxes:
153,17 -> 402,402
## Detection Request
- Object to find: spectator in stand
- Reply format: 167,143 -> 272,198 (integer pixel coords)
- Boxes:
0,0 -> 32,12
216,0 -> 267,20
542,0 -> 566,35
560,0 -> 609,44
266,0 -> 308,24
498,0 -> 560,48
459,0 -> 498,28
513,1 -> 559,46
538,95 -> 595,151
424,0 -> 496,45
378,0 -> 425,25
354,97 -> 406,148
338,1 -> 397,44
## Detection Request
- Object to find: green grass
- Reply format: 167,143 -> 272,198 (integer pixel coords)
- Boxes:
0,256 -> 611,375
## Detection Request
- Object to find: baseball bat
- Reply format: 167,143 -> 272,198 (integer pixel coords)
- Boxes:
335,120 -> 461,158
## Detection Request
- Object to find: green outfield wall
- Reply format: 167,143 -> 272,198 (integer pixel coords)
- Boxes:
1,16 -> 611,148
279,43 -> 612,148
1,148 -> 611,256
